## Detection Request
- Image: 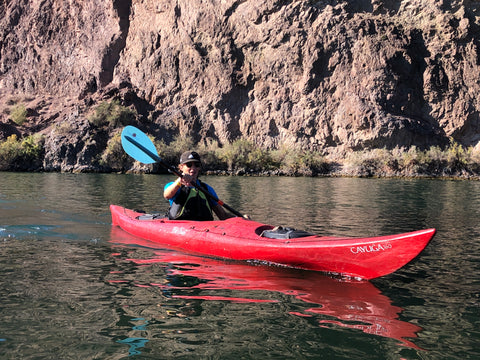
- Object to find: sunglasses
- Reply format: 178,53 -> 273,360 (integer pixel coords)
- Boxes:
185,162 -> 200,168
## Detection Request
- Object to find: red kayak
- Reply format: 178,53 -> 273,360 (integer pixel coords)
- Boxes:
110,205 -> 435,280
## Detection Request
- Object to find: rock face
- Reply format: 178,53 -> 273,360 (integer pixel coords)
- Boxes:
1,0 -> 480,171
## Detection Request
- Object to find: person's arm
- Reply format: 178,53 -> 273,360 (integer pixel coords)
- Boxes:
164,174 -> 197,199
213,204 -> 236,220
202,182 -> 251,220
164,178 -> 182,199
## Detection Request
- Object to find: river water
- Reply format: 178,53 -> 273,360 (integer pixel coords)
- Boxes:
0,172 -> 478,359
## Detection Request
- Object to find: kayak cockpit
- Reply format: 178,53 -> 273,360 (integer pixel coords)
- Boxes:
259,226 -> 315,239
136,213 -> 165,221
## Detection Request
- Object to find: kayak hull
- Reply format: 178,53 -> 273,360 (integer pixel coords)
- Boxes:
110,205 -> 435,280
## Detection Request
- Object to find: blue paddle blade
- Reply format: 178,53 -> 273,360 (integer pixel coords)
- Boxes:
121,126 -> 159,164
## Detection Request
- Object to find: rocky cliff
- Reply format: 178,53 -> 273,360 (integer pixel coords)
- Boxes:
1,0 -> 480,173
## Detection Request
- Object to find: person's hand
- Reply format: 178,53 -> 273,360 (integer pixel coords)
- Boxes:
180,174 -> 194,186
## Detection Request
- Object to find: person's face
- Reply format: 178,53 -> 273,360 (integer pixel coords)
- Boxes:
180,161 -> 201,177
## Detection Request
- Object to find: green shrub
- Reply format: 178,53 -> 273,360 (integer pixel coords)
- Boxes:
89,100 -> 136,128
0,134 -> 44,170
219,139 -> 256,171
272,146 -> 327,175
197,138 -> 222,169
445,139 -> 468,165
296,150 -> 328,174
424,145 -> 443,163
10,103 -> 27,125
157,136 -> 196,166
272,147 -> 304,172
246,146 -> 274,172
0,135 -> 23,168
399,146 -> 420,169
100,132 -> 131,170
340,141 -> 480,177
154,135 -> 329,174
21,134 -> 44,161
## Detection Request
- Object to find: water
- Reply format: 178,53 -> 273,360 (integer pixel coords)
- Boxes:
0,172 -> 479,359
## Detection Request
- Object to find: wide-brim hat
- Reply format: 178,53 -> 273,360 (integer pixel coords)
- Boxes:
179,151 -> 201,164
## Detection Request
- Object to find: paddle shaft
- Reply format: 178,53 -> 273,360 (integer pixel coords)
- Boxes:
124,135 -> 244,217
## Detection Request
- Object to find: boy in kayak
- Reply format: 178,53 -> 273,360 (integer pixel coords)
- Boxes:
164,150 -> 236,221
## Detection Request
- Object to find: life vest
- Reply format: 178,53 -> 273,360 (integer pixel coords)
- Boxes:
168,181 -> 214,221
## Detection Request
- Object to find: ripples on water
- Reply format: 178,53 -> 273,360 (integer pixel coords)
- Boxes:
0,173 -> 479,359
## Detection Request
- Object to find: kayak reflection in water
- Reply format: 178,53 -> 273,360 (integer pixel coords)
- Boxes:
109,227 -> 424,350
164,151 -> 248,221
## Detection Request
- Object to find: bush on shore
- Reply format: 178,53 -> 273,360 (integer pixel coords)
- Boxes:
1,126 -> 480,178
99,132 -> 132,171
0,134 -> 44,170
341,140 -> 480,178
125,135 -> 478,178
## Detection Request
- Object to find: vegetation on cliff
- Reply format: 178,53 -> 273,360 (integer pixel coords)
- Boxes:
2,97 -> 479,179
0,134 -> 44,171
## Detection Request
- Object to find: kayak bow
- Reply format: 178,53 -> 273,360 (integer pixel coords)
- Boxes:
110,205 -> 435,280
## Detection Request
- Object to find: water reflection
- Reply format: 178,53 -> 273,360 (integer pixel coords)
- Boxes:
110,227 -> 422,350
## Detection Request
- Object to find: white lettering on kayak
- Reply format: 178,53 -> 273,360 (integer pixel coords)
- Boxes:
350,243 -> 392,254
172,226 -> 187,235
